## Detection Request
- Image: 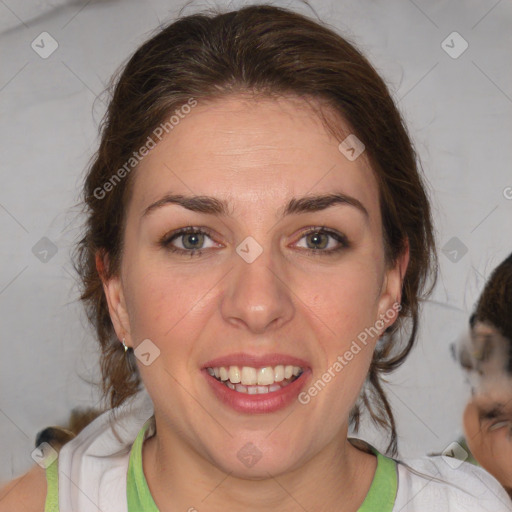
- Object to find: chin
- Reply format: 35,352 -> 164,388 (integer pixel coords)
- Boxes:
207,443 -> 304,479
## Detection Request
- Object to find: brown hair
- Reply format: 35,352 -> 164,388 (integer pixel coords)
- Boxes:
466,252 -> 512,374
74,2 -> 438,457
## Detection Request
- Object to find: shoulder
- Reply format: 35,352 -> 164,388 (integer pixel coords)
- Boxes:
394,454 -> 512,511
0,463 -> 47,512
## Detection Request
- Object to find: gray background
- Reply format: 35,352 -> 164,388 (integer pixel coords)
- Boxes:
1,0 -> 511,483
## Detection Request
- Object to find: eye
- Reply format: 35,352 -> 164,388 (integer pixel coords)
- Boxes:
487,420 -> 510,432
160,225 -> 349,258
294,227 -> 349,255
160,227 -> 219,257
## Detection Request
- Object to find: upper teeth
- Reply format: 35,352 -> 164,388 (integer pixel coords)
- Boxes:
207,365 -> 302,386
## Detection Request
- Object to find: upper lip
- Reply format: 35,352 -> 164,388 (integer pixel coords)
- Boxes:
202,352 -> 310,369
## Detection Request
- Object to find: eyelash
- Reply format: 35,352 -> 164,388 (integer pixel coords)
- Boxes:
159,226 -> 349,258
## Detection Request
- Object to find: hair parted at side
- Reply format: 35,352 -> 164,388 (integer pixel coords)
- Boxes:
73,2 -> 438,457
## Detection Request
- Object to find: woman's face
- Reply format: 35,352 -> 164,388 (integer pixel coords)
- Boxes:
103,94 -> 407,477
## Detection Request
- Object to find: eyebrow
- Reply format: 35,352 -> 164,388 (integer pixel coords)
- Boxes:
142,192 -> 369,220
479,404 -> 505,419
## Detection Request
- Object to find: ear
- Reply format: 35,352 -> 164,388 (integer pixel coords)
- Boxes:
96,251 -> 132,348
376,238 -> 410,328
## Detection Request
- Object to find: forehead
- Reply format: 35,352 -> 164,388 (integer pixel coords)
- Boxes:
131,94 -> 380,223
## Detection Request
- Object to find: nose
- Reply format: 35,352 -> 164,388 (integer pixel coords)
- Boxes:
221,245 -> 295,334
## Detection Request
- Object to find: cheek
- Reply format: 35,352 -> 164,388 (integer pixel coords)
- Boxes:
126,270 -> 206,335
300,259 -> 382,338
296,261 -> 382,403
122,268 -> 212,399
122,256 -> 228,373
121,256 -> 182,340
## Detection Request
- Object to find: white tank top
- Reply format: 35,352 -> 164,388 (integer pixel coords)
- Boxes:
56,388 -> 154,512
51,387 -> 512,511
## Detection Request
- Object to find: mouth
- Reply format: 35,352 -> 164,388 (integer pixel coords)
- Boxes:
201,354 -> 311,414
206,364 -> 304,394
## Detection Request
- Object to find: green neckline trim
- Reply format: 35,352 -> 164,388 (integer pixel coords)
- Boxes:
127,421 -> 398,512
357,446 -> 397,512
44,457 -> 59,512
127,418 -> 159,512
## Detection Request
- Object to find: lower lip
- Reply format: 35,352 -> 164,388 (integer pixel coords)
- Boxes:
203,369 -> 311,414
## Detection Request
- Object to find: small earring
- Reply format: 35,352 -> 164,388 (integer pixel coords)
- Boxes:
122,338 -> 128,352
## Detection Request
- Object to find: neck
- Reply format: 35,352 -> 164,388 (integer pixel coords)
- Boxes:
142,417 -> 377,512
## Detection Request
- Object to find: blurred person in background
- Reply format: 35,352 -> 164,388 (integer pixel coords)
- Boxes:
455,252 -> 512,499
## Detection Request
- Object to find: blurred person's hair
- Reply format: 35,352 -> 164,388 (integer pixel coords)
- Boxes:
459,252 -> 512,378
